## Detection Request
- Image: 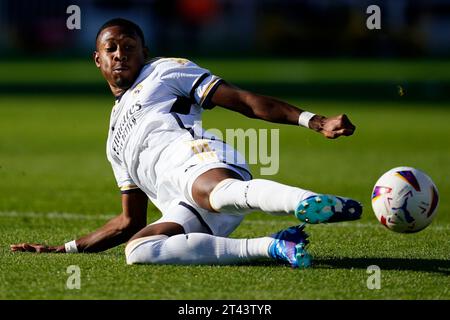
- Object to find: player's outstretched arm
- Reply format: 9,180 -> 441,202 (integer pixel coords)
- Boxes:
211,82 -> 356,139
10,192 -> 148,253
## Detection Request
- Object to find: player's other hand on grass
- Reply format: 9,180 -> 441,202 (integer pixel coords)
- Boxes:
10,243 -> 65,253
310,114 -> 356,139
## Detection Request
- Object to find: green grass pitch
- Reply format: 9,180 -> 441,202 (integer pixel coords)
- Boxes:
0,60 -> 449,299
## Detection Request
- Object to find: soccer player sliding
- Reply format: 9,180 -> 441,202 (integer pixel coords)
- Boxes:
11,18 -> 362,268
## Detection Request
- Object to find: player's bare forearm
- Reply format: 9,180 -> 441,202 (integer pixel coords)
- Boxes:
74,213 -> 145,252
212,83 -> 302,125
72,192 -> 149,252
11,191 -> 148,253
10,213 -> 145,253
211,82 -> 356,139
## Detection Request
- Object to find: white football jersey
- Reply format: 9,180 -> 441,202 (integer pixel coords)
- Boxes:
106,57 -> 224,201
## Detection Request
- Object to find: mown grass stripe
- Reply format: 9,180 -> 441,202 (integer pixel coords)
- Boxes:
1,211 -> 448,230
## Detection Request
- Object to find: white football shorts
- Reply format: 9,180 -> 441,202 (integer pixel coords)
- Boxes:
138,138 -> 252,237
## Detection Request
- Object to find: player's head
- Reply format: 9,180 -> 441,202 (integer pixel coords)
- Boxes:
94,18 -> 149,94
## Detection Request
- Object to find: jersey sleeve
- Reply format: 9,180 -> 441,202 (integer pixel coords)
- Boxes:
110,160 -> 140,194
160,58 -> 223,109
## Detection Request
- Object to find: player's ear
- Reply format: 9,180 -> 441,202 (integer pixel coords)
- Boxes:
93,51 -> 101,68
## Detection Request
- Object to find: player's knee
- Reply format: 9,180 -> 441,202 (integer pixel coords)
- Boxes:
208,178 -> 237,211
192,180 -> 217,210
124,235 -> 168,265
192,168 -> 245,211
209,178 -> 254,214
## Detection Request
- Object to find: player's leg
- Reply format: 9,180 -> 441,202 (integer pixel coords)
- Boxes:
125,205 -> 311,268
192,168 -> 362,224
125,204 -> 270,266
128,222 -> 185,243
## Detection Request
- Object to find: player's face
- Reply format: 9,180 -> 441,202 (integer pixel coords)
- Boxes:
94,26 -> 147,92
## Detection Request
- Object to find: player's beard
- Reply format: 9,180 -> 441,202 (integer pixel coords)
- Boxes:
115,77 -> 133,90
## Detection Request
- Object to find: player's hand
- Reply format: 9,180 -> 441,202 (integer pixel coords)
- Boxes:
310,114 -> 356,139
10,243 -> 65,253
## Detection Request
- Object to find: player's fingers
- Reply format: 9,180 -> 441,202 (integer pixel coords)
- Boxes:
24,243 -> 47,252
323,131 -> 339,139
324,128 -> 353,139
342,115 -> 356,130
10,243 -> 36,252
23,243 -> 39,252
10,244 -> 25,252
12,243 -> 51,253
335,128 -> 354,137
340,127 -> 355,136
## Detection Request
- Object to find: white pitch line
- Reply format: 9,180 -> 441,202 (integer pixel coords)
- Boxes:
1,211 -> 449,231
241,219 -> 450,231
0,211 -> 115,220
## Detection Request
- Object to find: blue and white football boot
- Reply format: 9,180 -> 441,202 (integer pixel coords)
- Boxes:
268,224 -> 311,268
294,195 -> 362,224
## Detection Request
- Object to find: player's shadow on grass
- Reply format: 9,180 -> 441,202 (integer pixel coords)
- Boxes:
314,257 -> 450,275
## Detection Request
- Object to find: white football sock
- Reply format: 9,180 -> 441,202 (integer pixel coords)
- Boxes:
209,178 -> 317,216
125,233 -> 273,265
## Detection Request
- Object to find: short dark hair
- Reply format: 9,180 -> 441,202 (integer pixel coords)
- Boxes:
96,18 -> 145,47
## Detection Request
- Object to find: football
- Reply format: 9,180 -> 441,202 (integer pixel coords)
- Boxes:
371,166 -> 439,233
